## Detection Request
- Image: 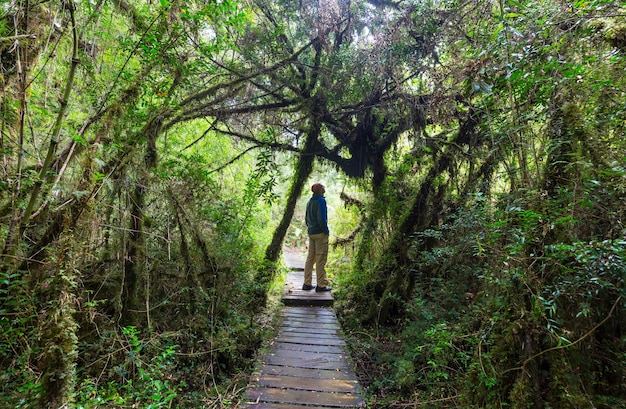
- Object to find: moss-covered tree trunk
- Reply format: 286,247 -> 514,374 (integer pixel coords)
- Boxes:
33,155 -> 98,409
262,112 -> 321,268
543,100 -> 584,196
367,153 -> 451,324
120,116 -> 161,325
168,188 -> 220,316
368,114 -> 478,324
263,145 -> 317,270
36,230 -> 79,409
121,175 -> 146,324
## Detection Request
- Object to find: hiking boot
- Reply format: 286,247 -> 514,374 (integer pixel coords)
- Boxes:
302,284 -> 315,291
315,286 -> 332,292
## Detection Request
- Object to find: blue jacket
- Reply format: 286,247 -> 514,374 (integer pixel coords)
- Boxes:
305,193 -> 329,235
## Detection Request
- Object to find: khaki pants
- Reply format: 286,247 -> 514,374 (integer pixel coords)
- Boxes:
304,233 -> 329,287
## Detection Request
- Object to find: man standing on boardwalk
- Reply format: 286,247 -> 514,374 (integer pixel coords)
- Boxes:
302,183 -> 332,292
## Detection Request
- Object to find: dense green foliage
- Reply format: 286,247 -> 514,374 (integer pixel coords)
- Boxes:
329,1 -> 626,407
1,0 -> 625,408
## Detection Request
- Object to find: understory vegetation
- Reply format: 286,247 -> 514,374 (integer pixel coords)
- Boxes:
1,0 -> 625,408
335,190 -> 626,408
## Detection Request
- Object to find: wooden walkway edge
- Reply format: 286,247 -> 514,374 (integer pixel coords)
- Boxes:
242,251 -> 365,408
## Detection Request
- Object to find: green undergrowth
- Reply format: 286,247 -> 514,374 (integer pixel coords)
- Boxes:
1,259 -> 288,409
72,263 -> 287,409
335,198 -> 626,408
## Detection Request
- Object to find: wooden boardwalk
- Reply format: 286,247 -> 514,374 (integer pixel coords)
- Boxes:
281,250 -> 333,307
242,250 -> 365,408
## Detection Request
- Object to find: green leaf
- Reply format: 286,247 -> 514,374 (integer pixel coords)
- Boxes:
507,0 -> 525,8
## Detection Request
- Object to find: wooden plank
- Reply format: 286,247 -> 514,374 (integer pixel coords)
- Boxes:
269,342 -> 345,354
281,309 -> 336,318
246,387 -> 365,407
267,348 -> 345,361
280,325 -> 339,333
283,290 -> 333,299
264,355 -> 350,370
282,317 -> 335,325
280,319 -> 340,330
281,316 -> 337,325
280,320 -> 338,329
282,296 -> 333,307
276,330 -> 340,341
281,312 -> 338,322
284,288 -> 327,296
279,322 -> 339,332
282,270 -> 334,307
255,375 -> 361,393
284,272 -> 309,287
257,365 -> 357,381
279,323 -> 341,338
277,334 -> 346,346
242,402 -> 340,409
279,327 -> 340,336
283,306 -> 335,313
282,307 -> 337,318
279,319 -> 338,328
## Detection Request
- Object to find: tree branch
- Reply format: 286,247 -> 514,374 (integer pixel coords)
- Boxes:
20,2 -> 79,232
